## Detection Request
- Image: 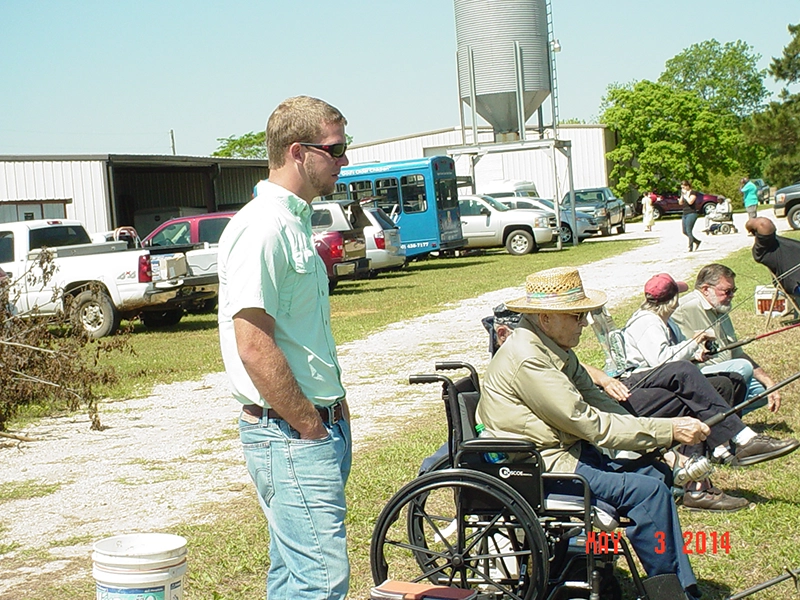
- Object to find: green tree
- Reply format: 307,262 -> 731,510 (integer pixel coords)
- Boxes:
744,23 -> 800,186
658,39 -> 768,118
601,80 -> 738,196
212,131 -> 267,159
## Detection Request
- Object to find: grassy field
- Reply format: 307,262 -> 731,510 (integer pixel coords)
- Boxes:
6,231 -> 800,600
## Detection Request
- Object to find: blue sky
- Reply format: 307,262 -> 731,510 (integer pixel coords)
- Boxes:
0,1 -> 797,156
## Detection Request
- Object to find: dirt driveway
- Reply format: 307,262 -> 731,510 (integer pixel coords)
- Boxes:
0,210 -> 783,596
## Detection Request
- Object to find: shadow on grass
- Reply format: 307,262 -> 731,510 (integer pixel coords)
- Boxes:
125,317 -> 219,334
333,283 -> 416,297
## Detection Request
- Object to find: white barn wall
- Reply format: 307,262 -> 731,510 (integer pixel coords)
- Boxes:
0,159 -> 111,232
347,125 -> 610,200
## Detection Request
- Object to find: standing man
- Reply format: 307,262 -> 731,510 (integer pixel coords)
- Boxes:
477,267 -> 709,600
672,263 -> 779,413
741,177 -> 759,220
746,216 -> 800,297
217,96 -> 352,600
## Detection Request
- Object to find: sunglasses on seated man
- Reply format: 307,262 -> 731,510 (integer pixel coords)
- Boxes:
298,142 -> 348,158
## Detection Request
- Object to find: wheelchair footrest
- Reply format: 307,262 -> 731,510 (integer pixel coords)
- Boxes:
371,579 -> 478,599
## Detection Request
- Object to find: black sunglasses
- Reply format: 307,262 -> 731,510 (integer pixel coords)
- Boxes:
298,142 -> 348,158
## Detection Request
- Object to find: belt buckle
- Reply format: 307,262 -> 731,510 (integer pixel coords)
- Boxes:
322,403 -> 339,425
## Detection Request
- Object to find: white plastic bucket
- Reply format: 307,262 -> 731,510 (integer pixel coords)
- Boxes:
92,533 -> 187,600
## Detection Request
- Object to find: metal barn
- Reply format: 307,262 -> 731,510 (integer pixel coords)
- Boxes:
346,124 -> 615,200
0,155 -> 269,235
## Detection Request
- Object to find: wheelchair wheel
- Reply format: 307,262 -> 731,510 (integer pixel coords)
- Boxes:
370,469 -> 549,600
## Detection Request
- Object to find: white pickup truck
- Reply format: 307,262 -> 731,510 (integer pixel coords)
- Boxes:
0,219 -> 217,337
458,194 -> 558,255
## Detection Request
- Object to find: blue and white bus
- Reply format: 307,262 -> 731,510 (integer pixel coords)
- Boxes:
325,156 -> 465,259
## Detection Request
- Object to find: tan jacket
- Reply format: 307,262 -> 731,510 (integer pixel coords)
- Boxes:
476,315 -> 673,473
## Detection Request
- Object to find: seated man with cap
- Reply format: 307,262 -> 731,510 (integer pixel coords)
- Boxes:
476,266 -> 707,600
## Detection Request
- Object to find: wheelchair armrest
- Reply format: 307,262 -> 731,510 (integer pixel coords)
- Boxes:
460,438 -> 538,454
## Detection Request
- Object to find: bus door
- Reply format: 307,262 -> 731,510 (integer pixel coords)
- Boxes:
396,173 -> 438,258
434,174 -> 464,251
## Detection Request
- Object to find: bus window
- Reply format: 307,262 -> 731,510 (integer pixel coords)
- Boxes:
375,178 -> 400,217
436,177 -> 458,211
323,183 -> 348,201
350,180 -> 374,202
401,174 -> 427,213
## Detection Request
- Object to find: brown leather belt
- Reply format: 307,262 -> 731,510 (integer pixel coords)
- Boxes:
241,402 -> 344,425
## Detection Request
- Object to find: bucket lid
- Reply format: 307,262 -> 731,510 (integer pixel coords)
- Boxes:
93,533 -> 187,569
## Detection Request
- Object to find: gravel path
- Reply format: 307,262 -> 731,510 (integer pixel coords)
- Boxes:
0,210 -> 785,594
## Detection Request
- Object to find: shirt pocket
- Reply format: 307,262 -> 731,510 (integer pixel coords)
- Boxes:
285,233 -> 325,316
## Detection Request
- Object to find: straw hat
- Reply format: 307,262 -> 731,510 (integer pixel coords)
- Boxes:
505,267 -> 606,313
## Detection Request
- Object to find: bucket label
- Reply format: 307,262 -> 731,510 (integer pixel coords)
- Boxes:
97,584 -> 165,600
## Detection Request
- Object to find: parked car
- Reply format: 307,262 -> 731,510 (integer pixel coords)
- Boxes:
561,187 -> 626,236
774,181 -> 800,230
311,200 -> 371,292
142,211 -> 236,312
142,211 -> 235,248
752,178 -> 771,204
649,191 -> 722,220
457,194 -> 557,255
498,197 -> 599,244
362,206 -> 405,274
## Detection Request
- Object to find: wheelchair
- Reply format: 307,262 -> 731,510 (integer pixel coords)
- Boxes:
369,361 -> 672,600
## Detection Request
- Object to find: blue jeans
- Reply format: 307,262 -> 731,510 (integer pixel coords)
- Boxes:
701,359 -> 766,414
240,411 -> 352,600
682,212 -> 699,247
575,444 -> 697,593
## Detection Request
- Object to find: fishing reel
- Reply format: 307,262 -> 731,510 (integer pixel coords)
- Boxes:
704,339 -> 719,354
673,454 -> 714,486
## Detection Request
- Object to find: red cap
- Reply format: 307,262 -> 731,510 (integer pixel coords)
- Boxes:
644,273 -> 688,302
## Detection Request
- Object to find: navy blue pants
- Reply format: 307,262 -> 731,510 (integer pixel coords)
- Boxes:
575,443 -> 697,592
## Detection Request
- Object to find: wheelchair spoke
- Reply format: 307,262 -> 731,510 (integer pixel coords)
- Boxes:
370,470 -> 549,600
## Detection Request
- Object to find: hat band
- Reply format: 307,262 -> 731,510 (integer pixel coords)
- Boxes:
526,286 -> 586,306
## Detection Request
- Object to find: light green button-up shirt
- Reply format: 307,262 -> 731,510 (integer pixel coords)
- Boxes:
476,315 -> 673,473
671,290 -> 750,367
217,181 -> 345,407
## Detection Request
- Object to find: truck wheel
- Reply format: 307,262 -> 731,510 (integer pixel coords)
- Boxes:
505,229 -> 536,255
70,289 -> 120,338
652,206 -> 663,220
559,223 -> 574,245
788,205 -> 800,230
599,226 -> 610,237
616,220 -> 626,234
328,278 -> 338,293
140,309 -> 184,328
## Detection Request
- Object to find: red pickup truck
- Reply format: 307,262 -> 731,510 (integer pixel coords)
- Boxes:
143,203 -> 370,296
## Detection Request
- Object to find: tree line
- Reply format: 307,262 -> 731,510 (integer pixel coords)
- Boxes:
601,24 -> 800,201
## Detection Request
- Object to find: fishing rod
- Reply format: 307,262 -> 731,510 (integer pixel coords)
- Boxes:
622,368 -> 800,473
726,564 -> 800,599
704,369 -> 800,427
707,321 -> 800,355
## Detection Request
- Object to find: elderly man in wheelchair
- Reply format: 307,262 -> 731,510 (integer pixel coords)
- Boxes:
477,267 -> 707,600
371,267 -> 708,600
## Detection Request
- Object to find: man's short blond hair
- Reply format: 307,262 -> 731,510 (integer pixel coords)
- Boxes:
266,96 -> 347,168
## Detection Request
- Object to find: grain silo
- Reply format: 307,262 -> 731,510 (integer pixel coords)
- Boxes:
455,0 -> 552,141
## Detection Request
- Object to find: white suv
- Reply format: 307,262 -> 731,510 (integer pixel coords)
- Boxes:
458,195 -> 557,255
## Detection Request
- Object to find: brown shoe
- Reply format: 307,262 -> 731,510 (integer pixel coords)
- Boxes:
682,487 -> 749,512
731,435 -> 800,467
